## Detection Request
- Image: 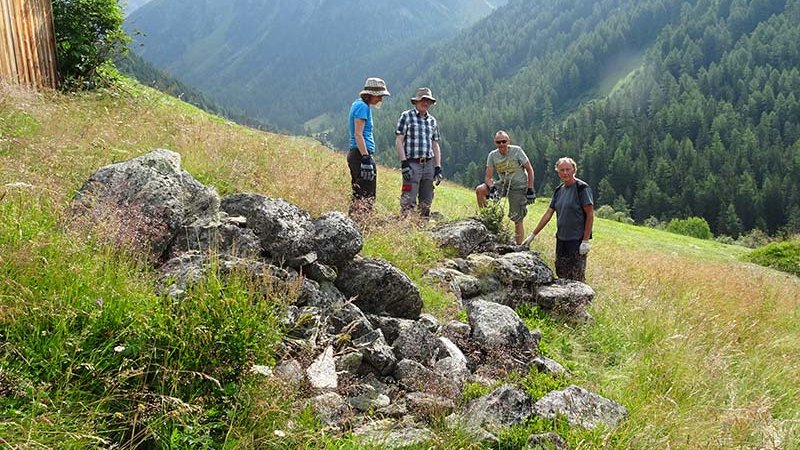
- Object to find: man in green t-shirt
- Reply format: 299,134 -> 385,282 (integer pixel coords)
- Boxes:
475,130 -> 536,244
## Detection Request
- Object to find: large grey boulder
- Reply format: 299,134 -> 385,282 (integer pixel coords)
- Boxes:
532,385 -> 628,429
220,193 -> 314,263
491,252 -> 554,286
169,213 -> 261,258
392,322 -> 444,367
335,257 -> 422,319
457,384 -> 533,429
72,149 -> 220,261
429,218 -> 492,257
394,359 -> 460,399
535,279 -> 595,323
312,211 -> 363,267
467,300 -> 539,352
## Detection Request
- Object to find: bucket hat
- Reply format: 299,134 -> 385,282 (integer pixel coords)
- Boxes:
359,77 -> 391,97
410,87 -> 436,104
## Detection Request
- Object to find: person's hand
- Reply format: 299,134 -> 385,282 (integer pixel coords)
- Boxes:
521,232 -> 537,247
579,240 -> 591,255
434,166 -> 443,185
360,154 -> 375,181
488,185 -> 500,201
401,160 -> 412,182
526,187 -> 536,205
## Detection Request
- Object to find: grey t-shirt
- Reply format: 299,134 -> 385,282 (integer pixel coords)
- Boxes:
486,145 -> 530,191
549,179 -> 594,241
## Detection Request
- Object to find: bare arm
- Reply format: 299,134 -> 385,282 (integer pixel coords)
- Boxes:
583,204 -> 594,241
532,208 -> 555,235
484,166 -> 495,187
354,119 -> 368,157
433,140 -> 441,167
395,134 -> 406,161
522,161 -> 534,189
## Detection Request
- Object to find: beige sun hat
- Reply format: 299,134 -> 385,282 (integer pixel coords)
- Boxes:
359,77 -> 391,97
410,87 -> 436,104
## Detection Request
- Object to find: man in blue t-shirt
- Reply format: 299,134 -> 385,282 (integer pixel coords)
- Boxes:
348,77 -> 390,219
526,157 -> 594,282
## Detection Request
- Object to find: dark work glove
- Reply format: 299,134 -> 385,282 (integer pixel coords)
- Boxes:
401,160 -> 412,182
434,166 -> 443,185
488,185 -> 500,202
360,154 -> 375,181
526,187 -> 536,205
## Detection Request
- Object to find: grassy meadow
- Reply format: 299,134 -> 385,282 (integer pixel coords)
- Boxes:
1,79 -> 800,449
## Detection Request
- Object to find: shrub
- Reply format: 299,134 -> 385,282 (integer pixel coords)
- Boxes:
666,217 -> 713,240
596,204 -> 634,224
745,240 -> 800,276
52,0 -> 129,89
643,216 -> 666,229
735,228 -> 772,248
478,200 -> 514,244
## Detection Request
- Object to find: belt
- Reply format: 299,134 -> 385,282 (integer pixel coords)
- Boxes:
410,157 -> 432,163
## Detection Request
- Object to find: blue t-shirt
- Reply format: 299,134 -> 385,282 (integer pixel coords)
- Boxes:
349,98 -> 375,153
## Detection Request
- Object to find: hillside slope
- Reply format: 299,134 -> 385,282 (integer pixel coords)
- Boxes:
1,80 -> 799,448
125,0 -> 506,131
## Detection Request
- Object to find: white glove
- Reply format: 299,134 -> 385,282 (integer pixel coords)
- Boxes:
579,240 -> 591,255
521,232 -> 537,247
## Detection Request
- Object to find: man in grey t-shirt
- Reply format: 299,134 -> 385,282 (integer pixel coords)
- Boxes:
475,130 -> 536,244
526,157 -> 594,282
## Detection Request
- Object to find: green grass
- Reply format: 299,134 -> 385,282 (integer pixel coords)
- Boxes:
2,79 -> 800,448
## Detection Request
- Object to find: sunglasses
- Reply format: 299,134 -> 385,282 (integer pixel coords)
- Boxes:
495,140 -> 508,144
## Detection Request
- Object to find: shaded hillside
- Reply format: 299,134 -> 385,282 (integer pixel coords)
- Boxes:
115,52 -> 276,131
125,0 -> 506,131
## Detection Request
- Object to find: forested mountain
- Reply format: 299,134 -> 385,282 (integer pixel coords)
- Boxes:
368,0 -> 800,237
125,0 -> 506,131
126,0 -> 800,236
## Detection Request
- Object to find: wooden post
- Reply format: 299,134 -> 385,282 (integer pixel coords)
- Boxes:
0,0 -> 58,89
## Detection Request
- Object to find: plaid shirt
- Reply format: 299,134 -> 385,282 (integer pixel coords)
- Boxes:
395,108 -> 440,159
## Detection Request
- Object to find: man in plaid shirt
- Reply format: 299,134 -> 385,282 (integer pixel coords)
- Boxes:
395,87 -> 443,218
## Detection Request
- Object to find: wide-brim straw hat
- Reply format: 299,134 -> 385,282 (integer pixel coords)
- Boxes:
359,77 -> 391,97
410,87 -> 436,104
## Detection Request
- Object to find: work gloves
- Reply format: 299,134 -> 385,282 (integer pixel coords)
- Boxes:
434,166 -> 443,185
526,187 -> 536,205
488,185 -> 500,202
521,232 -> 536,247
401,160 -> 412,182
360,154 -> 375,181
579,240 -> 591,255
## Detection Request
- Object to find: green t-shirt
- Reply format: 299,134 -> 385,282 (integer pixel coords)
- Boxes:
486,145 -> 530,191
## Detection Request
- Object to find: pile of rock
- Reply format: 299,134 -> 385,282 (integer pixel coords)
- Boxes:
72,149 -> 626,448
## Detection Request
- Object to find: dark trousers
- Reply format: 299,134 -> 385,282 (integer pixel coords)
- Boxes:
555,239 -> 587,282
347,148 -> 376,217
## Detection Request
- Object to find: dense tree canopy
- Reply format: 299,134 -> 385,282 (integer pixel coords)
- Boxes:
367,0 -> 800,236
52,0 -> 128,88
